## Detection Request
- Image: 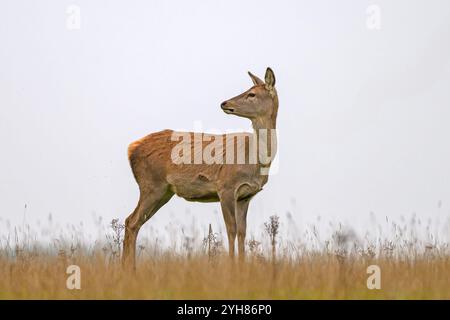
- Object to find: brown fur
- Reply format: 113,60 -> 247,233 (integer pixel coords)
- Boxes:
123,68 -> 279,268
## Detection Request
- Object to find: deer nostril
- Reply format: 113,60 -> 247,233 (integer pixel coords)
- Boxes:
221,101 -> 228,108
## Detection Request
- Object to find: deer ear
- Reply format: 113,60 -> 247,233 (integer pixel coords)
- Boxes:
248,71 -> 264,86
264,67 -> 276,89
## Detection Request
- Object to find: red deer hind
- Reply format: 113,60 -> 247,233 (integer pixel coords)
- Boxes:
123,67 -> 278,268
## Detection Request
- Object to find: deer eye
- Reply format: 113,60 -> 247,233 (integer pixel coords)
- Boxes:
247,92 -> 256,98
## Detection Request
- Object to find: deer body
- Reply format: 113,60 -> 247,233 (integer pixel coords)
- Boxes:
123,68 -> 278,268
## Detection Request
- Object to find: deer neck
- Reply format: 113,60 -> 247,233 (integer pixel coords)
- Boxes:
251,95 -> 279,131
250,101 -> 278,173
251,116 -> 276,131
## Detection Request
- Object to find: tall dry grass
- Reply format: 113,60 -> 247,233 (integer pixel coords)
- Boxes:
0,214 -> 449,299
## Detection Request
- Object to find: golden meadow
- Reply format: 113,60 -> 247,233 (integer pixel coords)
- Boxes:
0,212 -> 449,299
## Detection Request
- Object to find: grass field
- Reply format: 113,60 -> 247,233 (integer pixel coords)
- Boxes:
0,215 -> 449,299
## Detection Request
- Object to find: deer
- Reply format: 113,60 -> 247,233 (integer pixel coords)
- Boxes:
122,67 -> 278,268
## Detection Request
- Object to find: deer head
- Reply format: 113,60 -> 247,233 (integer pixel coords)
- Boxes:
221,68 -> 278,129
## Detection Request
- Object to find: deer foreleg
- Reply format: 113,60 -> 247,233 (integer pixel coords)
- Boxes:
236,197 -> 250,261
219,191 -> 237,258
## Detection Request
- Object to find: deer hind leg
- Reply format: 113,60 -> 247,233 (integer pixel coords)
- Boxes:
219,191 -> 237,258
122,185 -> 173,269
236,197 -> 250,261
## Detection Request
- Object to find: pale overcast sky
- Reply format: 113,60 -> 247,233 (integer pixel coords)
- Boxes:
1,1 -> 450,244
